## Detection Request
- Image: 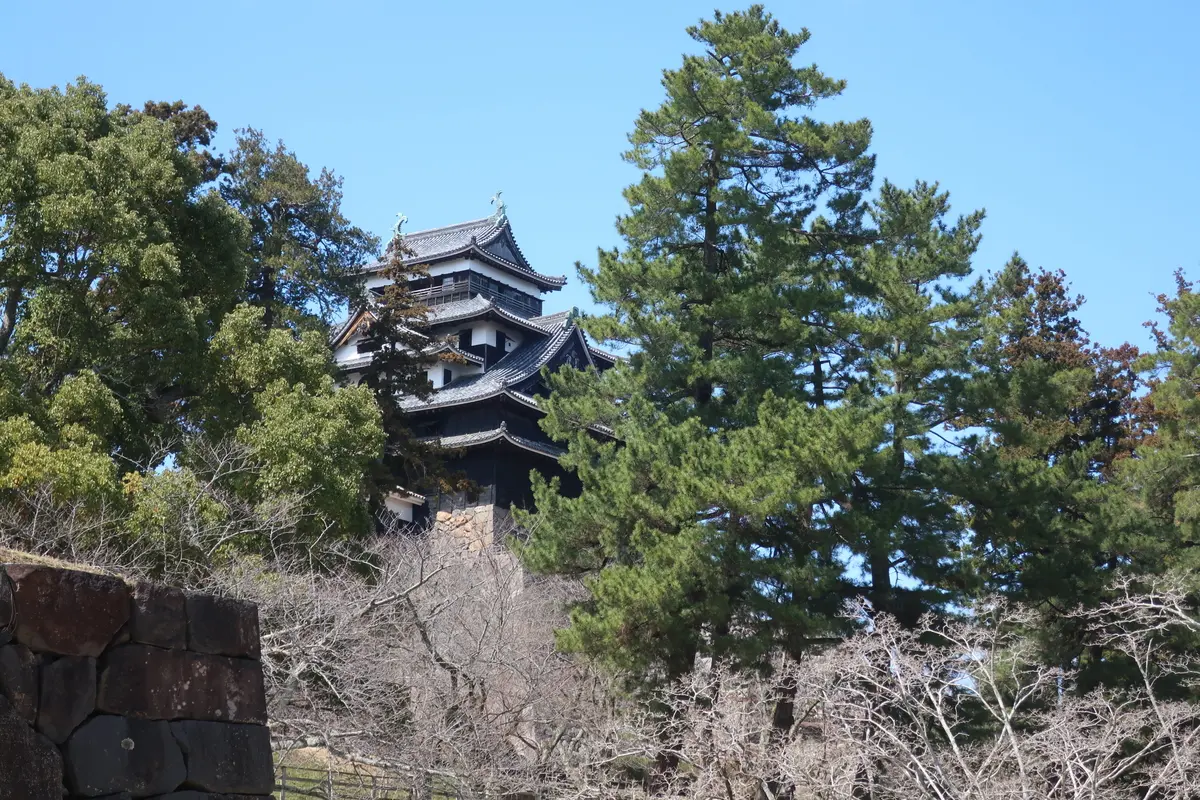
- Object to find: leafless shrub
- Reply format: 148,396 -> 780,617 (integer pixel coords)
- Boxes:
210,518 -> 616,797
4,472 -> 1197,800
573,587 -> 1200,800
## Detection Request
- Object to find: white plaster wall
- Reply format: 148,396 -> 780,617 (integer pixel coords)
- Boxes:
426,258 -> 543,297
384,494 -> 417,522
426,358 -> 483,388
334,341 -> 360,362
466,321 -> 524,350
368,259 -> 541,296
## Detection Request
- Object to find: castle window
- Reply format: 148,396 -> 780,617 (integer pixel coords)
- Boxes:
443,368 -> 453,386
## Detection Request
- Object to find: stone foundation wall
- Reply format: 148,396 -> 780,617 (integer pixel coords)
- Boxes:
433,488 -> 516,554
0,562 -> 272,799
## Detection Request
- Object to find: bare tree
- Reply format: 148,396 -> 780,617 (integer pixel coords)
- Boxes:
6,472 -> 1196,800
567,582 -> 1200,800
213,520 -> 617,796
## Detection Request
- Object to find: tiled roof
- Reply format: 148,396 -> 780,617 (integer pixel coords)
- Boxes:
426,341 -> 485,366
586,343 -> 622,363
418,422 -> 565,459
330,309 -> 370,347
425,296 -> 555,336
400,323 -> 575,411
367,216 -> 567,290
389,488 -> 427,504
426,295 -> 494,323
530,309 -> 572,329
332,296 -> 549,355
337,353 -> 375,372
530,310 -> 622,364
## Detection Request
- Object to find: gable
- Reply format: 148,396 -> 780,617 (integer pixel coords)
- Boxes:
479,228 -> 527,269
332,308 -> 375,348
546,329 -> 594,373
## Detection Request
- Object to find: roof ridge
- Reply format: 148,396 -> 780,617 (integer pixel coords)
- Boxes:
402,215 -> 496,239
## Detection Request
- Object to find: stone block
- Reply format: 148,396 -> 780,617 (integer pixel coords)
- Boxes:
185,594 -> 260,659
0,694 -> 63,800
37,654 -> 96,743
0,570 -> 11,633
130,582 -> 187,650
0,642 -> 38,722
98,645 -> 266,724
4,564 -> 130,656
170,721 -> 273,794
64,714 -> 186,797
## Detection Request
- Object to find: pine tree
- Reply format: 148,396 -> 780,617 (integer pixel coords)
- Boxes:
357,236 -> 465,508
522,6 -> 876,680
839,181 -> 984,625
958,257 -> 1143,607
1123,271 -> 1200,583
220,128 -> 378,331
946,257 -> 1154,690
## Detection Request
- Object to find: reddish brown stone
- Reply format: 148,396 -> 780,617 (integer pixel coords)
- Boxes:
131,582 -> 187,650
4,565 -> 130,657
0,642 -> 38,723
37,654 -> 96,743
97,645 -> 266,724
185,594 -> 260,660
0,694 -> 63,800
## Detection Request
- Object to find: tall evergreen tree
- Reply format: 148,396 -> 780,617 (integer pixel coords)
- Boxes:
220,128 -> 378,331
945,257 -> 1154,690
958,257 -> 1144,608
839,181 -> 984,625
357,234 -> 466,507
522,6 -> 876,680
1122,271 -> 1200,584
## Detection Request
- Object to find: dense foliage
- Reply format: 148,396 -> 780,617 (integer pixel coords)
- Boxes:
2,9 -> 1199,795
523,5 -> 1197,715
0,74 -> 386,565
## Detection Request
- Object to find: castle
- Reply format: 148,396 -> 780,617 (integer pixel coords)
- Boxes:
331,204 -> 616,537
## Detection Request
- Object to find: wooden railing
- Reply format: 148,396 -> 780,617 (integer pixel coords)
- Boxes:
410,274 -> 542,318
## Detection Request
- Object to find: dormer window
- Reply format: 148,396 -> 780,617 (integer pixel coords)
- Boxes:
443,368 -> 453,386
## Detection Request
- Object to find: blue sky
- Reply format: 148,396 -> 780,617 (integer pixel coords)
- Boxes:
4,1 -> 1198,351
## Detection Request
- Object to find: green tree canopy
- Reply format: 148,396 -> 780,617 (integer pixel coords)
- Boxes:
0,74 -> 390,561
522,6 -> 879,679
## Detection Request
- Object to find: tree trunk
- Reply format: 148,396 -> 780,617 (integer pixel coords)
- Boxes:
694,147 -> 720,407
0,284 -> 22,355
258,266 -> 277,330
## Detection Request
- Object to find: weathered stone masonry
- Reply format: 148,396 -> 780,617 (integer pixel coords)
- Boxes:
0,561 -> 273,799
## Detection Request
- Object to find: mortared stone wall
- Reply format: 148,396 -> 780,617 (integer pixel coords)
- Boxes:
0,561 -> 273,799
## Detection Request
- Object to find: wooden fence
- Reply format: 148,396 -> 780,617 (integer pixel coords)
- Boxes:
276,762 -> 540,800
276,765 -> 469,800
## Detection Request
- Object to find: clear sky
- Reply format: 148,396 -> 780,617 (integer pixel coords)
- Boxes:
3,1 -> 1198,351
